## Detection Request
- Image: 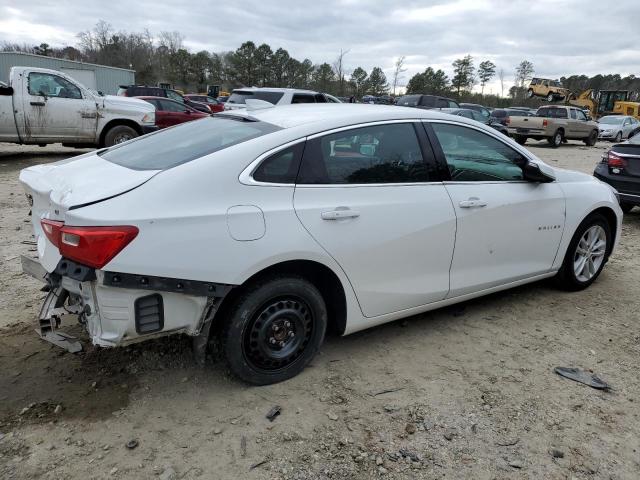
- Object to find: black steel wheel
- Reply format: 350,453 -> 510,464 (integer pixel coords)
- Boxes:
221,275 -> 327,385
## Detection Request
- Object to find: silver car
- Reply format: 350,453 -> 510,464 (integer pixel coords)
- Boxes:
598,115 -> 639,142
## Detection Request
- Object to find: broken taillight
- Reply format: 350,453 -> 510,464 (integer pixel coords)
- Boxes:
607,151 -> 626,169
40,220 -> 138,269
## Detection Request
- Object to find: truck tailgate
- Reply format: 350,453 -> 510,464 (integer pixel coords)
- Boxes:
508,116 -> 545,133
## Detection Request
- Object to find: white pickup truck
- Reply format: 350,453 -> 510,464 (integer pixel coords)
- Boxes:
0,67 -> 157,148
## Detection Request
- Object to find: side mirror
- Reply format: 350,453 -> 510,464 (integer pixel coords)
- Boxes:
521,161 -> 555,183
586,115 -> 593,121
38,89 -> 48,99
0,85 -> 13,96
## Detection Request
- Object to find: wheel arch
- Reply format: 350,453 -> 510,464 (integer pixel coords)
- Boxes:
589,206 -> 618,257
98,119 -> 143,147
213,259 -> 348,338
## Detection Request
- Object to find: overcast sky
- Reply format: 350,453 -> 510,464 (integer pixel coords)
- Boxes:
2,0 -> 640,94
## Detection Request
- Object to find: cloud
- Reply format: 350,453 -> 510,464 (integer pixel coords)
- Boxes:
1,0 -> 639,94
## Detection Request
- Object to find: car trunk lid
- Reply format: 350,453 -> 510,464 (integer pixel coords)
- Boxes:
19,152 -> 159,272
610,143 -> 640,178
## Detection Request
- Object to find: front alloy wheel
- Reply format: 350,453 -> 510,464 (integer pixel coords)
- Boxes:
555,213 -> 611,290
549,131 -> 563,148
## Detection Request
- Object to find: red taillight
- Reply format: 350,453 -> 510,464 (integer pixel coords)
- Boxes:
40,221 -> 138,269
505,116 -> 510,125
41,219 -> 64,248
607,151 -> 626,168
543,119 -> 548,128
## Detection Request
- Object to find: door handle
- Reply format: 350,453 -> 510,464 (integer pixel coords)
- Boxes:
30,101 -> 45,106
321,208 -> 360,220
459,197 -> 487,208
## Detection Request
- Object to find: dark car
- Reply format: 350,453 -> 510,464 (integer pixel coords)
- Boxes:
396,94 -> 459,109
136,96 -> 210,129
440,108 -> 509,136
217,95 -> 229,103
490,108 -> 536,126
118,85 -> 211,114
594,135 -> 640,213
184,94 -> 225,113
459,103 -> 492,119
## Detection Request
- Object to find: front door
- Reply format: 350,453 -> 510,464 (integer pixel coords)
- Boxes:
19,71 -> 97,142
427,121 -> 565,297
293,121 -> 456,318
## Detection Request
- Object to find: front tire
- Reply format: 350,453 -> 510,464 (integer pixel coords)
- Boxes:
585,130 -> 598,146
548,130 -> 563,148
221,275 -> 327,385
547,93 -> 555,102
527,89 -> 534,98
614,131 -> 622,143
555,213 -> 611,291
104,125 -> 138,147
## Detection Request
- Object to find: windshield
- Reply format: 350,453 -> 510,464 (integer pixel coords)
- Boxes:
599,116 -> 624,125
100,117 -> 281,170
227,91 -> 285,105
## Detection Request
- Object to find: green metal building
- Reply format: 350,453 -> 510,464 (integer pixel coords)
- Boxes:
0,52 -> 135,95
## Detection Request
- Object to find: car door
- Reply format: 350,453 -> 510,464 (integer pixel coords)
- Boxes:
574,108 -> 593,137
19,71 -> 97,142
293,121 -> 456,318
426,121 -> 565,297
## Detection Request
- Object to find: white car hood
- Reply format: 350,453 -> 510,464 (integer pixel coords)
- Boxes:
101,95 -> 155,114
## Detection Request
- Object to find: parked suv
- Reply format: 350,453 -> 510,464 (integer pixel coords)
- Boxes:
396,94 -> 459,109
224,87 -> 336,110
527,78 -> 570,102
118,85 -> 211,113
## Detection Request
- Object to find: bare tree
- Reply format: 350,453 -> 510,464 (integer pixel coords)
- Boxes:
391,56 -> 407,95
332,48 -> 350,96
498,68 -> 505,97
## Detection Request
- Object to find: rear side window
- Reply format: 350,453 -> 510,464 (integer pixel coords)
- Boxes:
253,143 -> 304,183
570,109 -> 577,119
297,123 -> 428,184
537,108 -> 568,119
396,95 -> 421,107
100,117 -> 281,171
227,91 -> 285,105
292,94 -> 315,104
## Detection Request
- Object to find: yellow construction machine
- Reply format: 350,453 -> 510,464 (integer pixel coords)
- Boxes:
569,89 -> 640,119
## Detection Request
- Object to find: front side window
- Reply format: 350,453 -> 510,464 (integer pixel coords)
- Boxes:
297,123 -> 428,184
431,123 -> 524,182
436,98 -> 449,108
576,110 -> 588,121
28,72 -> 81,99
470,110 -> 486,122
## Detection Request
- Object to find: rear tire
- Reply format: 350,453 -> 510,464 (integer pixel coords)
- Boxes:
548,130 -> 563,148
585,130 -> 598,146
527,89 -> 534,98
221,275 -> 327,385
514,135 -> 527,145
554,213 -> 611,291
547,93 -> 555,102
104,125 -> 138,147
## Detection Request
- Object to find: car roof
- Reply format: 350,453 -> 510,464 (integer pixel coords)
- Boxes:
217,103 -> 482,130
232,87 -> 318,94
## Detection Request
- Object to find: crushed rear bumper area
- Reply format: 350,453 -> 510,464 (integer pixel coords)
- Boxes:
22,256 -> 233,356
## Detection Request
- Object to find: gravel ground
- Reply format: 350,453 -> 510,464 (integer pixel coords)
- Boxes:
1,140 -> 639,480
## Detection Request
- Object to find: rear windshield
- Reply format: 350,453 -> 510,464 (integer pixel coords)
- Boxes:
227,91 -> 285,105
396,95 -> 421,107
99,117 -> 281,171
537,108 -> 568,118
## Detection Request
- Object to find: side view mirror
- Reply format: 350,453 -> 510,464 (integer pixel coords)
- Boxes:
0,85 -> 13,96
586,115 -> 593,121
38,89 -> 48,99
521,161 -> 555,183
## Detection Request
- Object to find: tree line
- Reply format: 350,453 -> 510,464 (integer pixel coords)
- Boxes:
1,21 -> 638,106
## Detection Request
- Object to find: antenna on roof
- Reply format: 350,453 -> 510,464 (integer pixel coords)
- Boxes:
245,99 -> 275,111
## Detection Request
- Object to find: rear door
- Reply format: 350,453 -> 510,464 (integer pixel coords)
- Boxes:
427,121 -> 565,297
19,71 -> 97,142
293,121 -> 456,318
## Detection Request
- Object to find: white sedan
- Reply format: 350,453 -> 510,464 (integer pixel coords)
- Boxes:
20,103 -> 622,384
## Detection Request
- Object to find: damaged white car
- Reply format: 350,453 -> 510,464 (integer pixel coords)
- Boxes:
20,103 -> 622,385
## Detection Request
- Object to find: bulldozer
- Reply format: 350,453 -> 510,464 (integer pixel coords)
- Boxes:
568,89 -> 640,119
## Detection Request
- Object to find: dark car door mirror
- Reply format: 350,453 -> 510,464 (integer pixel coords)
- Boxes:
521,161 -> 555,183
0,85 -> 13,96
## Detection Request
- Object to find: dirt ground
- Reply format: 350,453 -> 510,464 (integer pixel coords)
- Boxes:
1,140 -> 639,480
